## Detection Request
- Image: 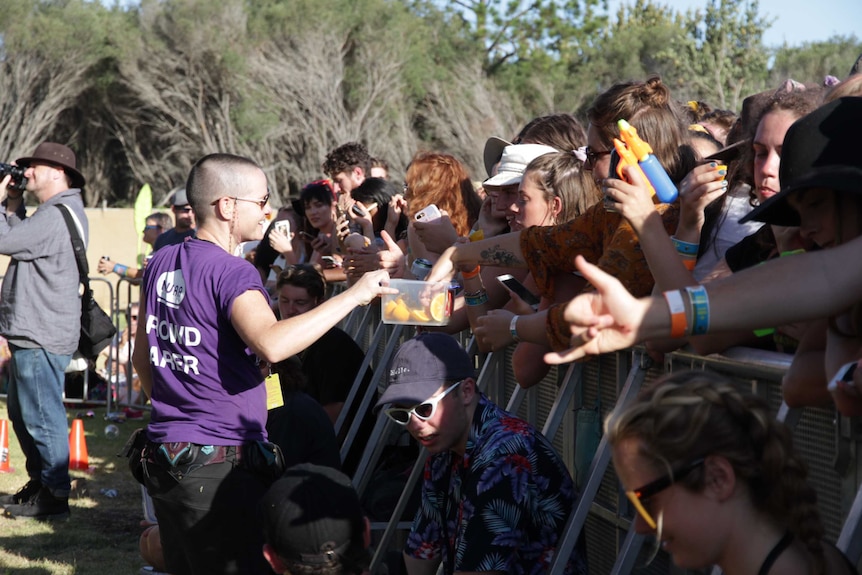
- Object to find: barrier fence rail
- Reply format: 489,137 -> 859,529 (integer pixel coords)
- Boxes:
8,278 -> 859,574
328,301 -> 862,575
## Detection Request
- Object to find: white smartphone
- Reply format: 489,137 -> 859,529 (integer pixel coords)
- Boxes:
496,274 -> 540,309
273,220 -> 290,235
414,204 -> 442,222
828,361 -> 859,391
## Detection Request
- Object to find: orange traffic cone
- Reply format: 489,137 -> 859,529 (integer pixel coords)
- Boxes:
69,418 -> 90,471
0,419 -> 12,473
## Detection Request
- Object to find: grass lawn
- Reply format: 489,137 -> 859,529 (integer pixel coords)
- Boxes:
0,398 -> 149,574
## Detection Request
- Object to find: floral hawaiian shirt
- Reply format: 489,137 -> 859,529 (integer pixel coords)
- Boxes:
404,393 -> 588,575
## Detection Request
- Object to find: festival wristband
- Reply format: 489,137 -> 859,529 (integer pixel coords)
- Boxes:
663,290 -> 687,339
509,315 -> 521,343
681,256 -> 696,271
685,285 -> 710,335
113,263 -> 128,277
464,290 -> 488,307
461,265 -> 481,280
671,236 -> 698,255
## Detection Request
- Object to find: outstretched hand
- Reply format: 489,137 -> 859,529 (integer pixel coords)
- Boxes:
543,256 -> 650,364
348,269 -> 398,307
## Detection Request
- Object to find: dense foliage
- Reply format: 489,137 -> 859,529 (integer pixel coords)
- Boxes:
0,0 -> 857,206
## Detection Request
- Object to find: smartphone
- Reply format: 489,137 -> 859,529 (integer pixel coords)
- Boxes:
414,204 -> 442,222
321,255 -> 341,268
298,231 -> 316,241
273,220 -> 290,236
828,361 -> 859,392
496,274 -> 540,310
351,202 -> 378,217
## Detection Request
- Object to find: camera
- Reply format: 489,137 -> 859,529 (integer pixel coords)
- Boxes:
0,163 -> 27,192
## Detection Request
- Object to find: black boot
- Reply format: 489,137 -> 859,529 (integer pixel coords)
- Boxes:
0,479 -> 42,508
3,486 -> 70,520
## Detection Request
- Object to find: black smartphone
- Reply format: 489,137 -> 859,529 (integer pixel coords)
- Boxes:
496,274 -> 540,310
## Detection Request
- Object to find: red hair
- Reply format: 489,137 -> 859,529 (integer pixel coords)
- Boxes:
405,152 -> 480,236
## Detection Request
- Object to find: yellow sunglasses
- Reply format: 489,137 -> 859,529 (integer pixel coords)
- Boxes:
624,457 -> 705,530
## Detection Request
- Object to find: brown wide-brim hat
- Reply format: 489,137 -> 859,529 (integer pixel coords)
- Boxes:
16,142 -> 85,188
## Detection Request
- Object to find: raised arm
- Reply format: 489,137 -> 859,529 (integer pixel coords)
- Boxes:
545,238 -> 862,363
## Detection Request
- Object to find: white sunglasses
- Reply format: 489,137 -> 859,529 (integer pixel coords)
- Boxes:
384,380 -> 463,425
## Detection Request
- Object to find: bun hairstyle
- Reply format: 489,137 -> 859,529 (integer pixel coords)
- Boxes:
607,371 -> 827,574
587,76 -> 696,184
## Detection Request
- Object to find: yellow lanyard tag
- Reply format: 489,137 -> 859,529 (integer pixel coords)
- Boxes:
265,372 -> 284,410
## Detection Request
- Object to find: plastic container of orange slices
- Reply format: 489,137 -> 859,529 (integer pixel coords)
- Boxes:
381,279 -> 452,326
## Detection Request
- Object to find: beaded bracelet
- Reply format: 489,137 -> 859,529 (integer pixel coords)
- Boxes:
464,290 -> 489,306
685,285 -> 710,335
113,263 -> 129,277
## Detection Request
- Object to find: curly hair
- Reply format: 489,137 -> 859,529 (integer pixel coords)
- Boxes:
522,152 -> 601,224
587,76 -> 696,184
276,263 -> 327,303
322,142 -> 372,179
607,370 -> 827,574
404,152 -> 481,236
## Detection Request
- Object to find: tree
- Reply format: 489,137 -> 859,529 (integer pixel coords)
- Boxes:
770,35 -> 862,86
657,0 -> 773,109
0,0 -> 120,205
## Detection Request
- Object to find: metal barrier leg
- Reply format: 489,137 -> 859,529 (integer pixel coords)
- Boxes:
837,482 -> 862,563
776,401 -> 802,429
609,524 -> 646,575
542,362 -> 582,441
548,352 -> 650,574
368,447 -> 428,574
334,321 -> 390,439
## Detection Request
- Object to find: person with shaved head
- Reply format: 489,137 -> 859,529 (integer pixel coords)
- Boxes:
132,153 -> 394,575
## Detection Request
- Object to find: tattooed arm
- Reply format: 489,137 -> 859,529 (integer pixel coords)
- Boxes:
427,231 -> 526,282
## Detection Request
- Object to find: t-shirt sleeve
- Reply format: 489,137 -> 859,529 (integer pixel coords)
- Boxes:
520,204 -> 606,299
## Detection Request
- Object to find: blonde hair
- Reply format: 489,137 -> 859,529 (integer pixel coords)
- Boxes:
607,371 -> 827,574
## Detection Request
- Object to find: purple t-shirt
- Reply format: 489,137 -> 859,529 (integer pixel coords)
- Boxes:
142,239 -> 269,445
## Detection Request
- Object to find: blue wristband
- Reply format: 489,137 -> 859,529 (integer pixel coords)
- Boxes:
671,236 -> 698,255
685,285 -> 709,335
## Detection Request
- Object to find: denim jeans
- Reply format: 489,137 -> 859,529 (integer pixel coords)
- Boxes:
6,345 -> 73,497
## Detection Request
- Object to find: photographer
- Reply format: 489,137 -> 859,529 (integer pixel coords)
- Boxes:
0,142 -> 88,520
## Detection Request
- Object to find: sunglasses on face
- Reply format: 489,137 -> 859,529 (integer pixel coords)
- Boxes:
384,380 -> 464,425
173,205 -> 193,213
625,457 -> 705,530
233,192 -> 270,208
143,225 -> 161,231
584,146 -> 611,167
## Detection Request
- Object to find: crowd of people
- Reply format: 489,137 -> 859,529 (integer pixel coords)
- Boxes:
0,54 -> 861,575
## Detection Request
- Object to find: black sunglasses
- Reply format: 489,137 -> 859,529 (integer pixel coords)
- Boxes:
584,146 -> 611,166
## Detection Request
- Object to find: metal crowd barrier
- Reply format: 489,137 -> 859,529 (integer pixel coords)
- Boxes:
327,298 -> 862,575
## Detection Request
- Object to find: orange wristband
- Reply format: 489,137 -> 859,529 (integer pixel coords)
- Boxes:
462,265 -> 481,280
664,290 -> 687,339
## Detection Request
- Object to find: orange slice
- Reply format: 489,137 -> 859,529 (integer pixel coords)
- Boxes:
383,300 -> 398,320
410,308 -> 431,323
393,301 -> 411,323
429,292 -> 447,322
